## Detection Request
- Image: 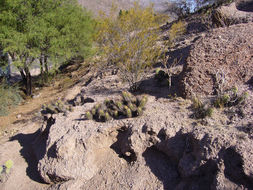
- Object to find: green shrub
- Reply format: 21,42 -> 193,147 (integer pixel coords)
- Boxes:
0,82 -> 23,116
214,87 -> 248,108
191,96 -> 214,119
86,91 -> 148,122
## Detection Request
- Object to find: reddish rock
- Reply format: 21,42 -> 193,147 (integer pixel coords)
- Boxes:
180,23 -> 253,98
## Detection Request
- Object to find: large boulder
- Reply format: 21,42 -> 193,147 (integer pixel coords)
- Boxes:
179,23 -> 253,98
212,2 -> 253,27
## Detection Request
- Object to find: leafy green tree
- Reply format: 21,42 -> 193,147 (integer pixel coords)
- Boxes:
0,0 -> 94,95
96,2 -> 165,91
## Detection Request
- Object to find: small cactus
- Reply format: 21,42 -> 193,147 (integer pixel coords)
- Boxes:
104,98 -> 110,105
128,103 -> 136,112
91,108 -> 96,115
137,107 -> 143,116
155,68 -> 160,75
126,108 -> 132,118
116,101 -> 123,110
222,94 -> 230,105
114,110 -> 119,118
122,91 -> 131,103
139,96 -> 148,108
192,97 -> 203,109
237,92 -> 248,104
95,104 -> 101,110
86,111 -> 93,120
98,109 -> 105,120
232,86 -> 238,94
86,93 -> 147,122
105,112 -> 111,121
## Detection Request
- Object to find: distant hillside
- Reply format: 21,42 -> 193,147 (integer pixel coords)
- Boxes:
78,0 -> 134,15
78,0 -> 178,20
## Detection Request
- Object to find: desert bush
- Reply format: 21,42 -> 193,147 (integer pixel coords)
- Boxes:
214,86 -> 248,108
96,2 -> 166,91
0,81 -> 22,116
86,91 -> 148,122
155,21 -> 185,89
191,96 -> 214,119
169,21 -> 186,43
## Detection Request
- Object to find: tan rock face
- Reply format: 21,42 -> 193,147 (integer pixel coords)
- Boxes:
33,91 -> 253,189
180,23 -> 253,98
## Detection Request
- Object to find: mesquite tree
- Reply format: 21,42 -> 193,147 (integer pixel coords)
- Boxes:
0,0 -> 94,95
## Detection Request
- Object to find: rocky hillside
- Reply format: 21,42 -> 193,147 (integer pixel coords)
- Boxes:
0,1 -> 253,190
78,0 -> 133,15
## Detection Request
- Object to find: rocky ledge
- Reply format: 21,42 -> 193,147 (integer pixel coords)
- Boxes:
32,82 -> 253,189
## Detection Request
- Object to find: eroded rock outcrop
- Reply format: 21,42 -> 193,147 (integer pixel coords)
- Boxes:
180,23 -> 253,98
212,2 -> 253,27
33,90 -> 253,189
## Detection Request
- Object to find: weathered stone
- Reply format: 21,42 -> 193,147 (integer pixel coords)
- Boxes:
33,89 -> 253,189
180,23 -> 253,98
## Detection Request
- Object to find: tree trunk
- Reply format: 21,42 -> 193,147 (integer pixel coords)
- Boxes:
44,56 -> 49,83
45,56 -> 49,74
6,53 -> 12,83
40,55 -> 44,77
24,66 -> 32,96
19,68 -> 26,85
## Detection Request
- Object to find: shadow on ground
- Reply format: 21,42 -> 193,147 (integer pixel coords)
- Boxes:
142,146 -> 179,190
10,130 -> 47,184
9,117 -> 55,185
236,1 -> 253,12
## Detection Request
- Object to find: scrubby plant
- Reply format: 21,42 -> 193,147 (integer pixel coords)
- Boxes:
86,91 -> 148,122
41,100 -> 72,115
0,159 -> 13,182
191,96 -> 214,119
157,22 -> 185,89
96,2 -> 167,91
169,20 -> 186,44
0,81 -> 23,116
213,86 -> 248,108
4,160 -> 13,174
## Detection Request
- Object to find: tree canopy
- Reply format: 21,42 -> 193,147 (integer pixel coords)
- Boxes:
0,0 -> 95,95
